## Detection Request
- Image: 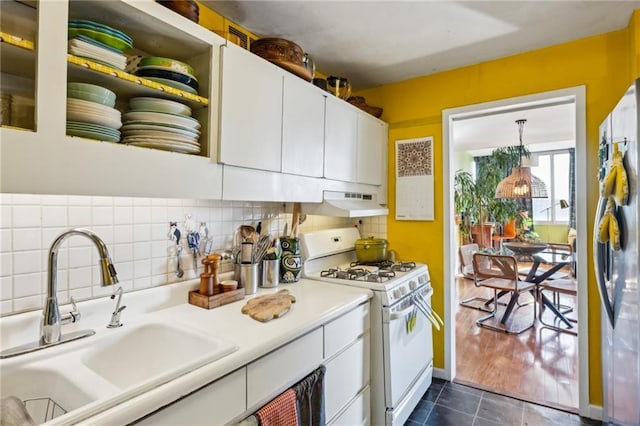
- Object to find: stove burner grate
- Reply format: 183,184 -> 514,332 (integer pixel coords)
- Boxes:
350,260 -> 395,269
391,261 -> 416,272
321,268 -> 338,278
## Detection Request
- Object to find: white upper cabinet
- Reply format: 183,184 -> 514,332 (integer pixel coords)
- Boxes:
281,73 -> 325,177
324,95 -> 387,186
324,95 -> 358,182
219,44 -> 326,178
219,43 -> 283,173
357,111 -> 387,186
1,0 -> 225,199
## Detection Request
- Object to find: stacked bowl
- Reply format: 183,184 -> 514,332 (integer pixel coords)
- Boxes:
68,20 -> 132,70
127,56 -> 199,94
121,97 -> 201,154
66,82 -> 121,142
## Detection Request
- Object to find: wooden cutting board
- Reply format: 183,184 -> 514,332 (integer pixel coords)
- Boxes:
241,289 -> 296,322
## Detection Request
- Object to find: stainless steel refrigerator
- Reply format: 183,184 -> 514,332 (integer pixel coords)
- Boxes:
594,80 -> 639,426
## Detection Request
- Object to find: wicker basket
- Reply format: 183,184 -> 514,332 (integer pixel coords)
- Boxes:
250,38 -> 312,81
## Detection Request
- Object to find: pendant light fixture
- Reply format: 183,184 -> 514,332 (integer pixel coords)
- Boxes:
495,119 -> 549,199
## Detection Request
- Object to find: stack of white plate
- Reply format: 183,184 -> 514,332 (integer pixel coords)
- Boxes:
68,35 -> 127,70
121,97 -> 200,154
68,20 -> 133,70
67,84 -> 122,142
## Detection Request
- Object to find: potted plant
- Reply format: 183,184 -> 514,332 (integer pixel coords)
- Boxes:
454,145 -> 527,247
454,170 -> 493,247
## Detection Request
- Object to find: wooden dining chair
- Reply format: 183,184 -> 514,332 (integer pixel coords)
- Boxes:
538,277 -> 578,335
472,253 -> 536,334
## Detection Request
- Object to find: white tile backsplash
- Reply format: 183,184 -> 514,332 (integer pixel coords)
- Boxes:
12,205 -> 41,228
1,194 -> 373,316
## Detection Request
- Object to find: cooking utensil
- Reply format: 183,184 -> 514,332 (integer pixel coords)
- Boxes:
176,245 -> 184,278
240,242 -> 253,264
327,76 -> 352,100
240,225 -> 255,242
187,231 -> 200,270
290,202 -> 301,238
354,238 -> 388,263
253,234 -> 272,263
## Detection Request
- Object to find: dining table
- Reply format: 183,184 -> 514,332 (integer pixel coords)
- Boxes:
497,244 -> 575,328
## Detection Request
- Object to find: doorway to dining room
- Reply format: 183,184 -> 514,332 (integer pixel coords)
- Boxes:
441,87 -> 589,416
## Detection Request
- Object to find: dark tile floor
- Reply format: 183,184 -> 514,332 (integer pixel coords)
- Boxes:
406,378 -> 602,426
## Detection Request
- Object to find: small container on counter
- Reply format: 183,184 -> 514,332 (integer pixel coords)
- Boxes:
239,263 -> 259,295
261,259 -> 280,288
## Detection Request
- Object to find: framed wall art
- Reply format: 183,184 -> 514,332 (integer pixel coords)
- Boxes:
395,136 -> 434,221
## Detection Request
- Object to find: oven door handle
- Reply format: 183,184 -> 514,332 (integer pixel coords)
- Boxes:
389,303 -> 416,321
413,297 -> 440,331
416,293 -> 444,327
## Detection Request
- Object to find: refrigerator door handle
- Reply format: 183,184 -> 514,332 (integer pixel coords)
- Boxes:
593,195 -> 616,328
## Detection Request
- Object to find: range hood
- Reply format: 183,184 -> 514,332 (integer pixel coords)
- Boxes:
301,191 -> 388,218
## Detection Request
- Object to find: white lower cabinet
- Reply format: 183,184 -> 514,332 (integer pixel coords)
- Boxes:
324,303 -> 370,424
324,335 -> 370,422
328,387 -> 370,426
247,328 -> 324,410
133,368 -> 246,426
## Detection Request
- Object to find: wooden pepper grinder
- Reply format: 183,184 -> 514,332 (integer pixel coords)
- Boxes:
208,253 -> 222,293
200,257 -> 214,296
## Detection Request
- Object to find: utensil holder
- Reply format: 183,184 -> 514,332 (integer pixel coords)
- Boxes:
239,263 -> 259,295
279,237 -> 301,283
261,259 -> 280,288
280,254 -> 301,283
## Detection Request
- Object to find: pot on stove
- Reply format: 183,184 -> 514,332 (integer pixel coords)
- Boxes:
354,238 -> 388,263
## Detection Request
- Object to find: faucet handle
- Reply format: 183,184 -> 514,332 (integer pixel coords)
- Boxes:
60,297 -> 81,325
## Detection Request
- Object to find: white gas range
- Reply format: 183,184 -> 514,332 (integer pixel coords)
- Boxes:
300,227 -> 438,426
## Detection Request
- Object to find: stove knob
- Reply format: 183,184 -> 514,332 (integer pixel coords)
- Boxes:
409,280 -> 418,290
393,289 -> 402,299
399,287 -> 407,296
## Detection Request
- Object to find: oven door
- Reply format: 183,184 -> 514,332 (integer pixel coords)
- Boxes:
382,288 -> 434,411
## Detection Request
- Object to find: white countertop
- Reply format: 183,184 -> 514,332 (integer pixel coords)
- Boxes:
0,279 -> 372,425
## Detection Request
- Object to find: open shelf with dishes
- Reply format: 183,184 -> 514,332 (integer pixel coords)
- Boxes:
0,1 -> 38,131
1,0 -> 226,199
65,0 -> 216,159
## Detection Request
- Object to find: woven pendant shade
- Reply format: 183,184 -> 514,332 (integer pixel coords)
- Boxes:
494,166 -> 549,198
495,119 -> 549,199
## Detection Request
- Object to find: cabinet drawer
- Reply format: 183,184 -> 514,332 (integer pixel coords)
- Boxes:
324,335 -> 370,421
247,328 -> 323,408
324,303 -> 369,358
134,368 -> 246,425
328,387 -> 370,426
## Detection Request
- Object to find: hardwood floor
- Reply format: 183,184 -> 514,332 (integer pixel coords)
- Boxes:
454,274 -> 579,412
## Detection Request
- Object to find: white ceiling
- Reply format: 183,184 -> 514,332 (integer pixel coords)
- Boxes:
201,0 -> 638,151
452,99 -> 576,155
202,0 -> 639,90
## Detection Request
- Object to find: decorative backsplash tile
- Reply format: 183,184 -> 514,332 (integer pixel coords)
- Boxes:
0,194 -> 389,316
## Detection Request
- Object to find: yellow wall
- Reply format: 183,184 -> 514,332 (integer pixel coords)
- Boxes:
359,12 -> 640,406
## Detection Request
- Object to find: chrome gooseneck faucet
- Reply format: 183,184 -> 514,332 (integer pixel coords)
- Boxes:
43,228 -> 119,343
